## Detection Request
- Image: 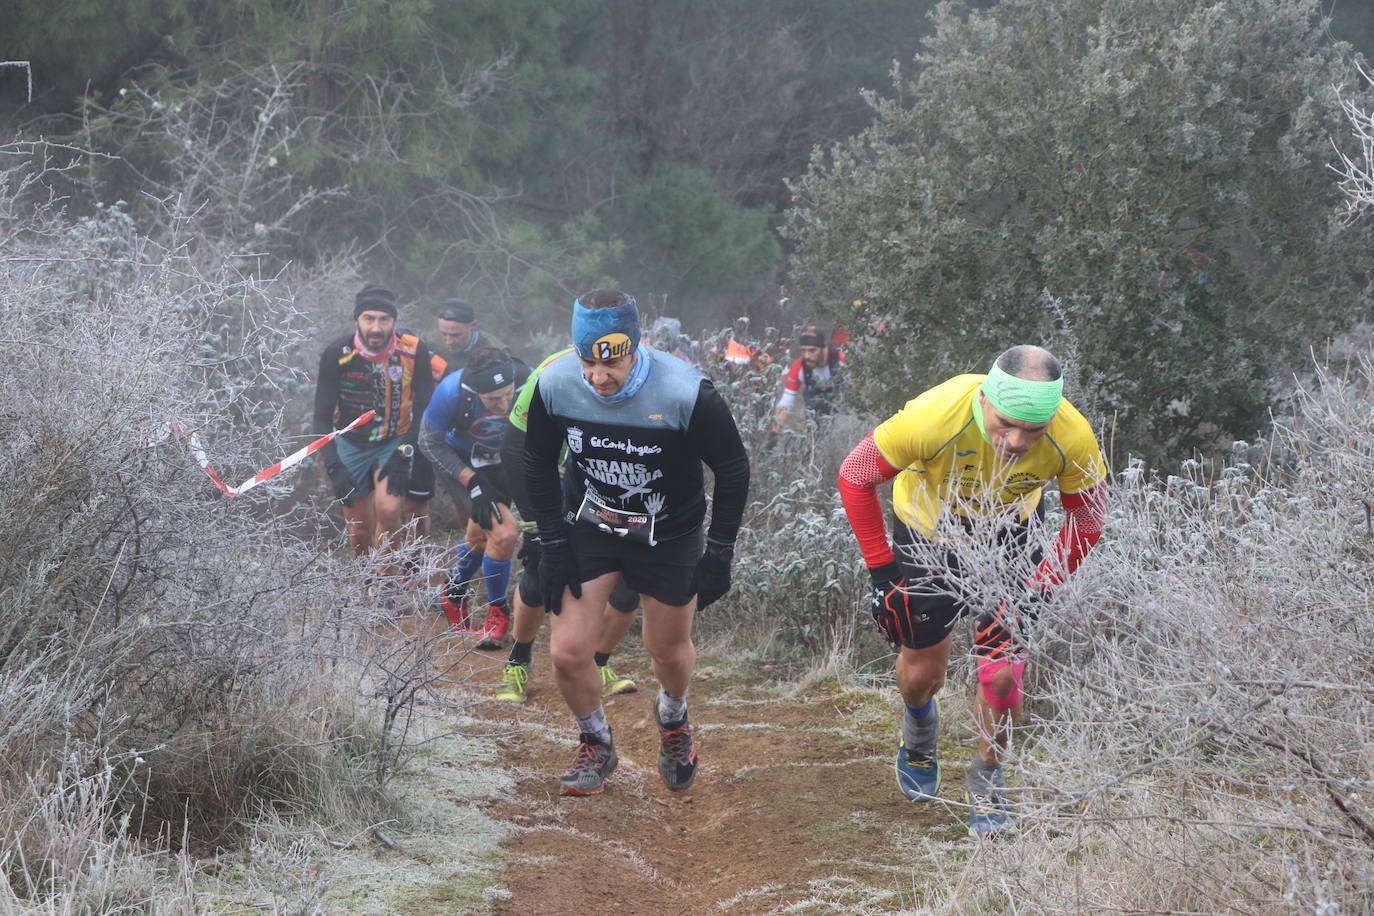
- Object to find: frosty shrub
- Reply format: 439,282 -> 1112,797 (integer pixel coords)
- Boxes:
939,355 -> 1374,913
695,323 -> 877,662
0,147 -> 431,908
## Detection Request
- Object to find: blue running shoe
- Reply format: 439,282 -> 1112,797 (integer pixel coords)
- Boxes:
966,790 -> 1014,837
895,740 -> 941,800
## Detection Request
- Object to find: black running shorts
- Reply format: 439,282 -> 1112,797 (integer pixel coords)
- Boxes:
407,451 -> 435,501
890,509 -> 1044,651
517,566 -> 541,607
570,524 -> 702,608
516,553 -> 644,611
436,468 -> 474,515
608,578 -> 641,613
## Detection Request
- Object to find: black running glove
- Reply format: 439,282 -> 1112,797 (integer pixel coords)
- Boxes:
464,468 -> 508,528
325,460 -> 359,505
692,542 -> 733,610
869,561 -> 912,646
538,536 -> 582,614
378,444 -> 413,496
516,532 -> 542,576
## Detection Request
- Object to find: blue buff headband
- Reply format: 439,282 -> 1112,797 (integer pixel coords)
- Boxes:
572,296 -> 641,360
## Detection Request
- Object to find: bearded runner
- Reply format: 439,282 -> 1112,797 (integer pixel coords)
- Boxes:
313,285 -> 435,580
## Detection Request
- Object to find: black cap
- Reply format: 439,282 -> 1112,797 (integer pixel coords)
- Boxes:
438,298 -> 476,323
354,285 -> 398,319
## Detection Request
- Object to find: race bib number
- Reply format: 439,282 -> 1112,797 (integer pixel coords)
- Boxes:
575,488 -> 658,546
470,442 -> 502,468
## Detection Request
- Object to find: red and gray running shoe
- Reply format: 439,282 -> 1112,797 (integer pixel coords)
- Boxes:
475,602 -> 510,650
559,731 -> 618,796
654,701 -> 698,790
435,586 -> 472,632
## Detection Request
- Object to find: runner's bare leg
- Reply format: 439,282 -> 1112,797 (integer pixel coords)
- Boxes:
549,572 -> 619,716
640,594 -> 696,698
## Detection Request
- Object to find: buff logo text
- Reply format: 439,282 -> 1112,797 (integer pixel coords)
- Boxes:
594,332 -> 634,359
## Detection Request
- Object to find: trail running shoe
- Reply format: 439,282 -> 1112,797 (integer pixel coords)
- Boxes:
966,760 -> 1012,835
966,790 -> 1014,837
435,587 -> 472,632
654,701 -> 698,791
895,740 -> 941,801
559,732 -> 618,797
494,663 -> 529,703
475,602 -> 511,650
598,664 -> 638,697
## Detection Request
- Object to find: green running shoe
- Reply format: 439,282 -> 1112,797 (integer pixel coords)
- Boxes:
598,664 -> 638,697
494,663 -> 528,703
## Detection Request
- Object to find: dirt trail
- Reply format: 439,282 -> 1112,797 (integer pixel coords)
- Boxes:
447,638 -> 980,915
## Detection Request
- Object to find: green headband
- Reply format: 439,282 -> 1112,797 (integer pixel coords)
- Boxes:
980,363 -> 1064,424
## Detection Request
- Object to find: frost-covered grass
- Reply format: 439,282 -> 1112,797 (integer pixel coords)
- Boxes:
0,146 -> 496,911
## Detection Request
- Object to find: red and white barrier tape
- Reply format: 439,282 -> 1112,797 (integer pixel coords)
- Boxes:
171,409 -> 376,497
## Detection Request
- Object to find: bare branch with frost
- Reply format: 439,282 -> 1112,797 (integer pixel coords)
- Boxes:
1332,60 -> 1374,217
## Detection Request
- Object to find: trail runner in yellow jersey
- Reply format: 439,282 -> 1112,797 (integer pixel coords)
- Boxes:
837,345 -> 1107,835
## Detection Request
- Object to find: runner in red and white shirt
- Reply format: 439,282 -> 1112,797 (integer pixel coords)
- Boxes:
769,325 -> 846,433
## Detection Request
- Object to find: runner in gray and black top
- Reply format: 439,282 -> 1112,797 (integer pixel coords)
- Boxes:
524,288 -> 750,797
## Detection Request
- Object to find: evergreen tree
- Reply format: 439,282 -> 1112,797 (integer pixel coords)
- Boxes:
787,0 -> 1374,461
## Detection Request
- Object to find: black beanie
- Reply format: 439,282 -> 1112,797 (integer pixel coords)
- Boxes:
355,286 -> 398,319
438,297 -> 477,323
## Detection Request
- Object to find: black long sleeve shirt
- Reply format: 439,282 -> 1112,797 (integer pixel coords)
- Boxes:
523,349 -> 749,547
312,330 -> 434,464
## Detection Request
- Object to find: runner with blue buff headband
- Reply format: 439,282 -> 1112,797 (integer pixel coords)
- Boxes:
572,295 -> 651,402
524,287 -> 751,798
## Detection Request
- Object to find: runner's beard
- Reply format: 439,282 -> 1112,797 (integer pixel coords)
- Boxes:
363,331 -> 390,349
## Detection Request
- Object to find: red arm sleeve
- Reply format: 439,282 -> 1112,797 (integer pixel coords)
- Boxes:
837,433 -> 902,568
1029,483 -> 1107,589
